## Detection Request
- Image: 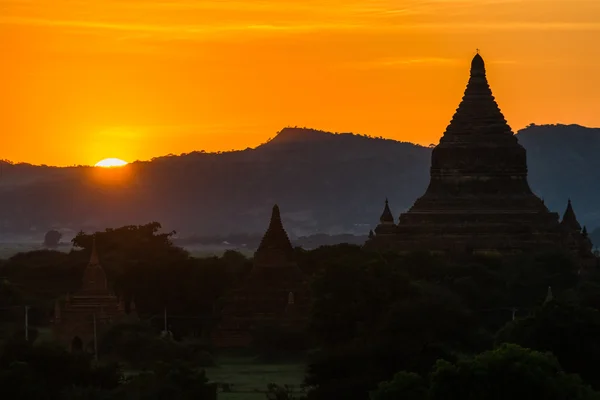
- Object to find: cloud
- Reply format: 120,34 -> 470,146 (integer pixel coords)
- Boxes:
0,16 -> 367,37
352,57 -> 460,70
4,15 -> 600,38
2,0 -> 600,46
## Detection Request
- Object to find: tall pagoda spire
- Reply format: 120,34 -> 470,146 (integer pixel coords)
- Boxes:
379,198 -> 395,224
561,199 -> 582,232
439,52 -> 515,143
254,204 -> 295,266
89,236 -> 100,266
80,235 -> 108,293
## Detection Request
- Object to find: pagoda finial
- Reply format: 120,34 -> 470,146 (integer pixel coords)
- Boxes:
89,235 -> 100,265
561,198 -> 581,232
254,204 -> 295,265
583,225 -> 589,237
272,204 -> 281,222
470,51 -> 485,76
80,234 -> 108,292
379,198 -> 395,224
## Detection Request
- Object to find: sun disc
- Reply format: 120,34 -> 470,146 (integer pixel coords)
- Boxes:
95,158 -> 128,168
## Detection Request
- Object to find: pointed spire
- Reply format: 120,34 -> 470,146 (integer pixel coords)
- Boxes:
254,204 -> 295,265
561,199 -> 582,232
89,236 -> 100,266
379,198 -> 395,224
470,51 -> 485,77
583,225 -> 589,238
545,286 -> 553,304
441,52 -> 513,140
80,234 -> 108,293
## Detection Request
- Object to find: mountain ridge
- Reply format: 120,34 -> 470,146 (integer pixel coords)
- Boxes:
0,123 -> 599,239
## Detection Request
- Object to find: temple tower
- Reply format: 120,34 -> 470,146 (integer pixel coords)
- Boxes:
366,52 -> 583,255
213,205 -> 310,348
561,199 -> 581,232
560,199 -> 594,257
80,238 -> 108,294
53,236 -> 135,351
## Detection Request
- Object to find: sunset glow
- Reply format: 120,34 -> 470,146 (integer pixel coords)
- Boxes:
95,158 -> 128,168
3,0 -> 600,166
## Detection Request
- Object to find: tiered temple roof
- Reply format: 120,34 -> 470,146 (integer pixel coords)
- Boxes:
561,199 -> 582,232
374,198 -> 397,236
254,204 -> 296,266
366,52 -> 591,255
213,205 -> 310,348
380,199 -> 395,224
559,199 -> 594,258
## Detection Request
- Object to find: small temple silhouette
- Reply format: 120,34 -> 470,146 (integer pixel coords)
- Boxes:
366,52 -> 594,258
212,204 -> 310,348
53,237 -> 137,352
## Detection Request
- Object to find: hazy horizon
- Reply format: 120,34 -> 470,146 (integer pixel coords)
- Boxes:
1,121 -> 596,168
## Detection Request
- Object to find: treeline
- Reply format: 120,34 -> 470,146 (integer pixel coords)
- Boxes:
2,223 -> 600,398
174,233 -> 367,249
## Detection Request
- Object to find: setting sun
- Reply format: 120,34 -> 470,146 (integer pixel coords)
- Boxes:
94,158 -> 128,168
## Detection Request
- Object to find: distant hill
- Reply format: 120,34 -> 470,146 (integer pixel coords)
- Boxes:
0,124 -> 599,240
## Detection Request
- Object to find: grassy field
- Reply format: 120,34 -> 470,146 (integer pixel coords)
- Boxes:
206,357 -> 306,400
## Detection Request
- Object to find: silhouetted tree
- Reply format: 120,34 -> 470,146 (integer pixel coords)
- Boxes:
44,230 -> 62,247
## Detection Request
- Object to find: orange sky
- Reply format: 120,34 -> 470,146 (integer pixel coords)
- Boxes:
2,0 -> 600,166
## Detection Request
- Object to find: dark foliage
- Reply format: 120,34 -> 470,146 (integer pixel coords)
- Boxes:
1,222 -> 600,399
371,344 -> 600,400
0,340 -> 122,400
304,247 -> 590,400
497,301 -> 600,389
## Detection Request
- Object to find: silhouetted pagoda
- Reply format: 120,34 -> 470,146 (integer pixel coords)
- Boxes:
53,238 -> 136,351
366,52 -> 593,255
213,205 -> 310,348
560,199 -> 594,258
